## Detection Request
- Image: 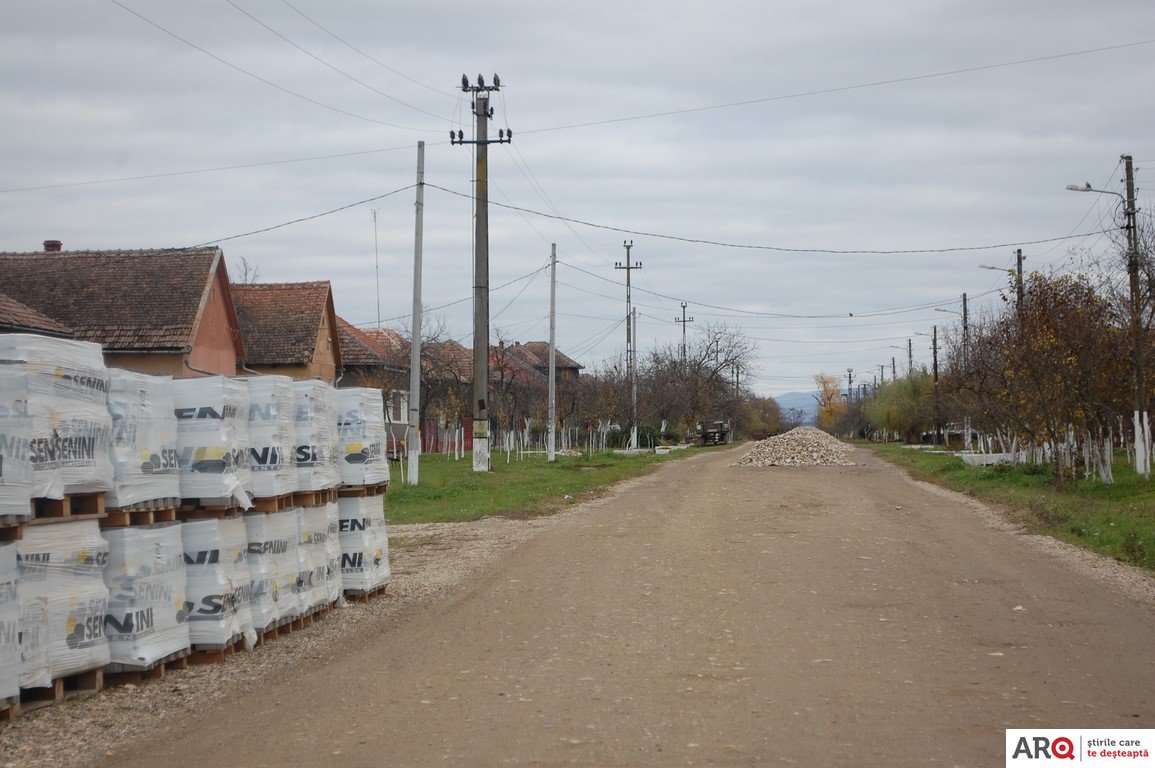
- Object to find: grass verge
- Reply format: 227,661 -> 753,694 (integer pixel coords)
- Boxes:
384,448 -> 706,525
866,444 -> 1155,572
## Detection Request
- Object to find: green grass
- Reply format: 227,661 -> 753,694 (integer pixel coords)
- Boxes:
867,443 -> 1155,571
384,447 -> 709,525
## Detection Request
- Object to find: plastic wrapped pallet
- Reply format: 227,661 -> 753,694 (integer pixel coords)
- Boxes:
296,505 -> 330,614
181,517 -> 254,648
103,523 -> 189,668
245,376 -> 297,499
0,543 -> 19,699
0,363 -> 34,521
336,388 -> 390,487
323,501 -> 342,604
107,370 -> 180,508
292,380 -> 340,491
244,510 -> 298,630
17,520 -> 110,685
0,334 -> 113,498
172,376 -> 252,508
337,495 -> 390,592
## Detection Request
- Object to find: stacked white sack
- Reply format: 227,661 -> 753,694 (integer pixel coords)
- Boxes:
103,523 -> 189,668
172,377 -> 252,508
0,364 -> 33,520
107,370 -> 180,508
17,520 -> 110,686
337,495 -> 390,592
244,376 -> 297,498
292,381 -> 340,491
0,543 -> 19,699
296,506 -> 329,613
244,510 -> 299,629
323,501 -> 342,604
181,518 -> 254,647
336,388 -> 390,487
0,334 -> 112,498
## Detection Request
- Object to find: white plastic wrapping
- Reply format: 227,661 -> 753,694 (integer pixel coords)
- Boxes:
244,510 -> 299,630
296,506 -> 330,614
292,381 -> 340,491
323,501 -> 342,604
181,517 -> 253,647
17,520 -> 110,685
0,543 -> 20,699
0,334 -> 113,498
337,495 -> 390,592
0,363 -> 33,520
103,523 -> 189,668
172,377 -> 252,508
336,388 -> 390,487
107,370 -> 180,508
245,376 -> 297,499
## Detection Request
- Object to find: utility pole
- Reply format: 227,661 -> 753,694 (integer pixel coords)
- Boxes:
674,302 -> 693,364
451,74 -> 511,472
615,241 -> 641,449
407,141 -> 425,486
1015,248 -> 1025,313
907,338 -> 913,374
962,292 -> 969,370
879,363 -> 885,384
846,368 -> 854,402
547,243 -> 557,463
372,210 -> 381,328
891,356 -> 896,380
1123,154 -> 1149,478
932,324 -> 940,444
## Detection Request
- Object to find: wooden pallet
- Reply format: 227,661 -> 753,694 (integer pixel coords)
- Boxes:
343,583 -> 393,604
29,492 -> 106,524
188,634 -> 247,665
251,493 -> 295,513
337,482 -> 389,499
101,506 -> 178,529
0,696 -> 19,722
20,667 -> 103,711
0,523 -> 23,542
292,488 -> 338,507
104,649 -> 191,687
177,500 -> 247,521
255,615 -> 298,646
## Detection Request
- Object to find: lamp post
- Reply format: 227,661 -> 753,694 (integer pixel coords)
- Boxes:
935,293 -> 968,370
980,257 -> 1023,313
1067,156 -> 1148,478
915,328 -> 940,444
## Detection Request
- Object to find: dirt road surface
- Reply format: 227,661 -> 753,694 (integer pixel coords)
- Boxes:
86,446 -> 1155,766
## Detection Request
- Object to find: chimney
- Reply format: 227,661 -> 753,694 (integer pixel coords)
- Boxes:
43,240 -> 62,252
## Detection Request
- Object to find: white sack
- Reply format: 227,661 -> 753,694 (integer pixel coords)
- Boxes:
244,510 -> 298,629
292,381 -> 340,491
172,377 -> 252,508
0,364 -> 33,520
181,517 -> 253,647
336,388 -> 390,487
0,543 -> 20,699
337,495 -> 390,592
245,376 -> 298,499
107,370 -> 180,508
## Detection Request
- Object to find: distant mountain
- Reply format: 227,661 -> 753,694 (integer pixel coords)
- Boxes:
773,390 -> 818,425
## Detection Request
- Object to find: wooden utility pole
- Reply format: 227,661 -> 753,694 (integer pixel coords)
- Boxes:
407,141 -> 425,485
451,74 -> 511,472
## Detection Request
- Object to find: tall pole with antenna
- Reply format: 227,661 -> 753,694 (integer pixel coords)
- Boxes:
451,74 -> 511,472
675,302 -> 694,364
371,209 -> 380,327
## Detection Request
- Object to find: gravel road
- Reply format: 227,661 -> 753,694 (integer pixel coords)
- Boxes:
7,443 -> 1155,767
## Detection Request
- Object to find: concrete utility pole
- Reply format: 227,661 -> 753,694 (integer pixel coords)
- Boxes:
675,302 -> 693,364
846,368 -> 854,402
932,324 -> 940,444
451,74 -> 511,472
547,243 -> 557,463
407,141 -> 425,486
1015,248 -> 1025,313
891,357 -> 896,380
907,338 -> 913,374
1123,154 -> 1149,478
962,292 -> 969,370
615,241 -> 641,449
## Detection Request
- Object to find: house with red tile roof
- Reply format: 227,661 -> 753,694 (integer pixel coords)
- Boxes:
0,291 -> 73,337
0,245 -> 243,375
232,281 -> 341,384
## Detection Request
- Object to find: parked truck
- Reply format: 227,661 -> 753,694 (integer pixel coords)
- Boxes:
695,420 -> 731,445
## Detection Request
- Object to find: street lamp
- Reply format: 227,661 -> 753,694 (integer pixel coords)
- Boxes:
1067,156 -> 1147,477
889,344 -> 911,375
915,327 -> 941,444
980,252 -> 1024,311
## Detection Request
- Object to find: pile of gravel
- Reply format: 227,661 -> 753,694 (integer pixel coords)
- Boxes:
732,426 -> 856,467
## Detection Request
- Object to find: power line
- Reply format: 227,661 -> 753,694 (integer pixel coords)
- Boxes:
518,39 -> 1155,135
187,184 -> 415,247
224,0 -> 447,122
426,183 -> 1112,256
107,0 -> 425,131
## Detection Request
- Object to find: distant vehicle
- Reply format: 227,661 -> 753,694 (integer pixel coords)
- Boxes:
695,420 -> 731,445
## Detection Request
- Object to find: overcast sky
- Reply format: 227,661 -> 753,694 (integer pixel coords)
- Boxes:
3,1 -> 1153,395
